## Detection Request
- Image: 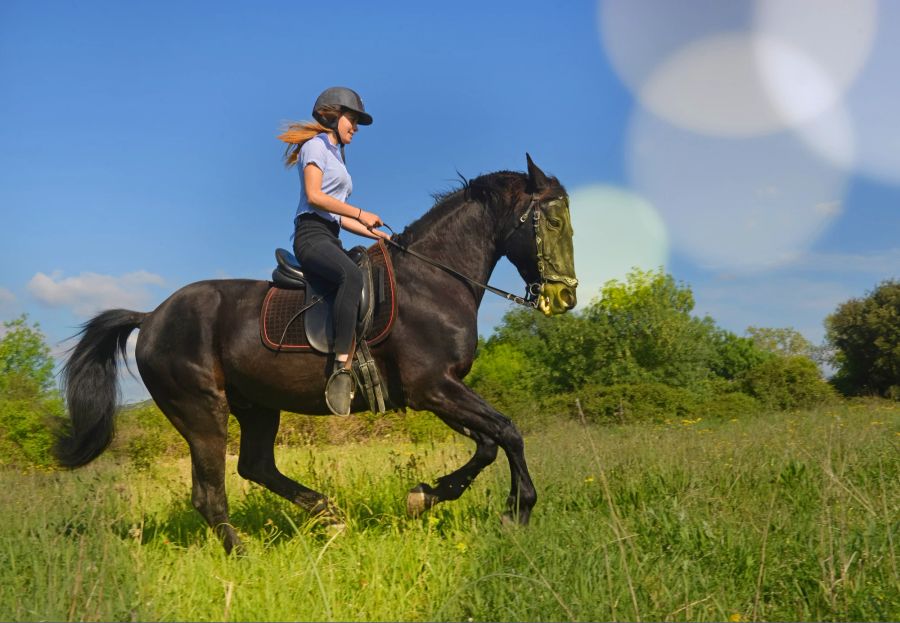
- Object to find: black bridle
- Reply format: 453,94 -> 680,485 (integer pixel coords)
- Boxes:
381,194 -> 550,309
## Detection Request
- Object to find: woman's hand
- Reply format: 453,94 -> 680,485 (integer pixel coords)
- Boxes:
357,209 -> 383,229
340,215 -> 390,240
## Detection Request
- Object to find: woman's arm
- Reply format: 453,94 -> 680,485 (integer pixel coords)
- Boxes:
340,217 -> 391,240
304,164 -> 382,228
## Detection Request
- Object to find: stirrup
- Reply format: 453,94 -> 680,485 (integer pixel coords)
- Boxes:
325,368 -> 356,417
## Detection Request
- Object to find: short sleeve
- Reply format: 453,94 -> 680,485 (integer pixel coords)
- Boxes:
299,137 -> 328,171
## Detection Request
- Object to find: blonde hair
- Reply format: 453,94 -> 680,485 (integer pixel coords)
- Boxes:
277,106 -> 342,168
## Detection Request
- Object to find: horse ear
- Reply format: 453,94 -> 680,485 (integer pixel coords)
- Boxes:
526,153 -> 550,193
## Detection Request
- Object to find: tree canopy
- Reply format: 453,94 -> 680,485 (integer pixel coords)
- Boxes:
0,315 -> 64,468
826,279 -> 899,398
0,315 -> 56,396
467,269 -> 833,425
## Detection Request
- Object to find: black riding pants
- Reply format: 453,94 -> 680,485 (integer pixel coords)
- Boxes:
293,214 -> 362,355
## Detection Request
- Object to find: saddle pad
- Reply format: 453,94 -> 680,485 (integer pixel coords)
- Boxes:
260,241 -> 396,351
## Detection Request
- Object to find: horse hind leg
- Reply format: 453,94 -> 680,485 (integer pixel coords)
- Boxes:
230,401 -> 340,523
151,391 -> 243,554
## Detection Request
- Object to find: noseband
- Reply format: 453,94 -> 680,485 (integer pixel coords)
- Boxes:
501,194 -> 579,304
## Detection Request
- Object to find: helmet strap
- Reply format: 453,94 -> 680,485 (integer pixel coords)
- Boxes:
329,119 -> 347,164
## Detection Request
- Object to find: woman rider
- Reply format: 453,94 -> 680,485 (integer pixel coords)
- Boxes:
278,87 -> 390,416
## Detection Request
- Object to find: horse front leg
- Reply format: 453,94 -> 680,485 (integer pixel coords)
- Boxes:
411,377 -> 536,524
407,428 -> 498,516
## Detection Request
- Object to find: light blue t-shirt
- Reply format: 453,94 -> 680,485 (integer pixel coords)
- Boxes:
295,133 -> 352,225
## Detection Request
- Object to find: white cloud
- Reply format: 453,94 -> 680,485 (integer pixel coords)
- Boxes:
788,248 -> 900,275
690,247 -> 898,344
0,287 -> 16,309
814,200 -> 843,217
0,288 -> 21,335
27,270 -> 166,318
693,274 -> 852,344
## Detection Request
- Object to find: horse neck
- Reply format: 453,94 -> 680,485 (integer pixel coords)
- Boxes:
398,192 -> 507,297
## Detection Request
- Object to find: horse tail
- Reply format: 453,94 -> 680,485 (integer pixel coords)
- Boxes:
55,309 -> 146,468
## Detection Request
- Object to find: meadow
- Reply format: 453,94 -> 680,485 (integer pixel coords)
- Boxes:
0,400 -> 897,621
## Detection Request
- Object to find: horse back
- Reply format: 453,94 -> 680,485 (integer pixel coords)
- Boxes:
135,278 -> 264,371
136,278 -> 338,413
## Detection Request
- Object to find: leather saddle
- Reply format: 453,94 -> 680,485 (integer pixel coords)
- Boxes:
262,242 -> 394,354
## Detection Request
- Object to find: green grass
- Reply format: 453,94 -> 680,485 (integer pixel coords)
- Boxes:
1,401 -> 898,621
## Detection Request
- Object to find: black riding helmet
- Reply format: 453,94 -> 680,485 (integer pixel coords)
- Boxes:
313,87 -> 373,127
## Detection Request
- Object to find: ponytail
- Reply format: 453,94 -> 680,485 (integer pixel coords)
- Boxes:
277,106 -> 342,168
278,121 -> 331,167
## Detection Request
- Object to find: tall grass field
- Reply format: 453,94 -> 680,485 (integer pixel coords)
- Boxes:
0,401 -> 897,621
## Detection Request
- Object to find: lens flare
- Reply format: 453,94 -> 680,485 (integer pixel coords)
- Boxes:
599,0 -> 749,96
570,185 -> 669,301
626,109 -> 848,272
754,0 -> 876,104
838,1 -> 900,185
598,0 -> 879,173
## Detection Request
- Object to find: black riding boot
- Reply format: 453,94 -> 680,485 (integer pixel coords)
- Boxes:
325,361 -> 355,416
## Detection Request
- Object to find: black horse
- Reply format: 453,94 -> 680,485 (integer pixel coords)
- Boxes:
56,155 -> 578,553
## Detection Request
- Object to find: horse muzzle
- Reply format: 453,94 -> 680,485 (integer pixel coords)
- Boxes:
536,282 -> 577,316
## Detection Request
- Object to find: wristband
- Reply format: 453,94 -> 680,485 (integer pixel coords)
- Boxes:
357,208 -> 362,219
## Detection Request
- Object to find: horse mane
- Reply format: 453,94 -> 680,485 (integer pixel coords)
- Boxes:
394,170 -> 530,246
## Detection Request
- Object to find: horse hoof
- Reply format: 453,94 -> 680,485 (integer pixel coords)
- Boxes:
324,522 -> 347,538
231,542 -> 249,557
223,535 -> 247,556
500,511 -> 531,527
407,491 -> 427,516
309,498 -> 344,524
407,486 -> 438,517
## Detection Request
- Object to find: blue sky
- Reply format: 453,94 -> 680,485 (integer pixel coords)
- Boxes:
2,1 -> 898,401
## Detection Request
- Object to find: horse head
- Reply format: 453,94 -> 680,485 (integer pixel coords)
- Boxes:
500,154 -> 578,316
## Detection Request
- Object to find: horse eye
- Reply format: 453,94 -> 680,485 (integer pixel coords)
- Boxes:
548,217 -> 563,229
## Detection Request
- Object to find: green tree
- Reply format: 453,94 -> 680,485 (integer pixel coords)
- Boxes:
0,315 -> 56,397
707,328 -> 770,380
0,315 -> 63,468
479,306 -> 601,394
469,269 -> 839,419
825,279 -> 900,398
471,270 -> 723,398
746,326 -> 815,359
583,269 -> 717,389
739,355 -> 834,410
466,340 -> 542,410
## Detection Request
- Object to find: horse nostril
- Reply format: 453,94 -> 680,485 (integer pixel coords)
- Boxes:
560,289 -> 576,309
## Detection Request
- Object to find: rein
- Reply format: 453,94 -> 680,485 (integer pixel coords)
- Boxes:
383,232 -> 536,308
381,196 -> 542,309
